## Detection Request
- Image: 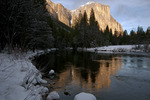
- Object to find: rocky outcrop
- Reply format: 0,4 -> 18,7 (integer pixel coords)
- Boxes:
71,2 -> 123,34
46,0 -> 123,34
46,0 -> 71,26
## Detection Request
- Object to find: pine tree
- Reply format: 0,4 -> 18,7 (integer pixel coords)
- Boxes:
146,27 -> 150,44
109,29 -> 113,45
80,11 -> 88,48
0,0 -> 55,52
103,25 -> 110,45
89,8 -> 100,47
89,9 -> 96,26
112,29 -> 118,45
122,30 -> 128,44
130,30 -> 136,44
137,26 -> 146,44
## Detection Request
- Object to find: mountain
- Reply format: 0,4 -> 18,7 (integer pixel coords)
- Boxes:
46,0 -> 71,26
46,0 -> 123,34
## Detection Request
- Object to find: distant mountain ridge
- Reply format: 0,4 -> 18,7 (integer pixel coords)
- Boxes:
46,0 -> 123,34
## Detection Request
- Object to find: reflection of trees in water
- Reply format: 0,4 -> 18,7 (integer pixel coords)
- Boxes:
33,51 -> 122,91
33,51 -> 73,74
73,52 -> 100,83
122,56 -> 150,69
71,55 -> 122,91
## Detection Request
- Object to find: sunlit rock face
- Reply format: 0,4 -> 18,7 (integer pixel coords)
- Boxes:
71,2 -> 123,34
46,0 -> 123,34
46,0 -> 71,26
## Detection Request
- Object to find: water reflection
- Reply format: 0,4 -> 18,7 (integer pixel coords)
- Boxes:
33,51 -> 122,91
122,56 -> 150,69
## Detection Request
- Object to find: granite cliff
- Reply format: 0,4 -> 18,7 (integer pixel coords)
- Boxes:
46,0 -> 123,34
46,0 -> 71,26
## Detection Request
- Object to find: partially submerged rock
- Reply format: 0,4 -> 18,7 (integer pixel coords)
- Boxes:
49,69 -> 55,75
46,91 -> 60,100
74,92 -> 97,100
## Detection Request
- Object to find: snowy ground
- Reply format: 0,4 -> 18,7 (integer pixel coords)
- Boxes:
0,50 -> 48,100
86,45 -> 133,52
0,45 -> 149,100
81,45 -> 150,56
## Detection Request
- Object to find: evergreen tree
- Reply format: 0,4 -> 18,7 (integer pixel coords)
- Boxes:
146,27 -> 150,44
89,9 -> 96,26
109,29 -> 113,45
89,8 -> 100,47
103,25 -> 110,45
130,30 -> 136,44
137,26 -> 146,44
112,31 -> 118,45
122,30 -> 128,44
0,0 -> 55,52
80,11 -> 88,48
118,34 -> 123,45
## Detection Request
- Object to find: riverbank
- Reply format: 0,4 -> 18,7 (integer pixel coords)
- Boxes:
32,48 -> 150,100
0,45 -> 149,100
0,50 -> 48,100
80,45 -> 150,56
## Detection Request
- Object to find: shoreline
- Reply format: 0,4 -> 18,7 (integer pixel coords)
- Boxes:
0,50 -> 49,100
0,45 -> 149,100
78,45 -> 150,57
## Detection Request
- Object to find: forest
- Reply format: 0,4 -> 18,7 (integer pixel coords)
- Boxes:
0,0 -> 150,52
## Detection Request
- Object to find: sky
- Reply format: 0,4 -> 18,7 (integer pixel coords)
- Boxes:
51,0 -> 150,33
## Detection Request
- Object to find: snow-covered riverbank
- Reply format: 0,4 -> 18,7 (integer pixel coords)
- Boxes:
0,50 -> 48,100
0,45 -> 149,100
83,45 -> 150,56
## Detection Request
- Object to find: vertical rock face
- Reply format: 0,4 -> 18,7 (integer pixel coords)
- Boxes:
46,0 -> 71,26
46,0 -> 123,34
71,2 -> 123,34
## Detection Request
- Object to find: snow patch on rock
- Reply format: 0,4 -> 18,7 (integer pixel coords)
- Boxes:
46,91 -> 60,100
86,1 -> 96,5
49,69 -> 55,75
80,1 -> 97,7
74,92 -> 97,100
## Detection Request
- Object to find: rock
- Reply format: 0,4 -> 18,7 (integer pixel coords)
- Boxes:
74,92 -> 97,100
46,91 -> 60,100
71,2 -> 123,34
49,69 -> 55,75
64,91 -> 71,96
46,0 -> 123,34
40,79 -> 47,84
46,0 -> 71,26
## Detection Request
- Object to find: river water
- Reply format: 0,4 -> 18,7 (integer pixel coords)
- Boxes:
33,51 -> 150,100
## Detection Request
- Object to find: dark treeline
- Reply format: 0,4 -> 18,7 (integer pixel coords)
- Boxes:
115,27 -> 150,45
0,0 -> 74,52
72,9 -> 150,48
0,0 -> 54,52
0,0 -> 150,52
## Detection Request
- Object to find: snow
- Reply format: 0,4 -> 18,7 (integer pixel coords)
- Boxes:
70,19 -> 73,24
0,45 -> 149,100
0,50 -> 48,100
71,9 -> 76,13
86,1 -> 96,5
49,69 -> 55,75
71,1 -> 97,13
80,1 -> 96,7
46,91 -> 60,100
74,92 -> 97,100
86,45 -> 133,52
79,45 -> 150,55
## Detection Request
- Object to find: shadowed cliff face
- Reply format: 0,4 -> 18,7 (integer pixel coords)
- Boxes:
46,0 -> 123,34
